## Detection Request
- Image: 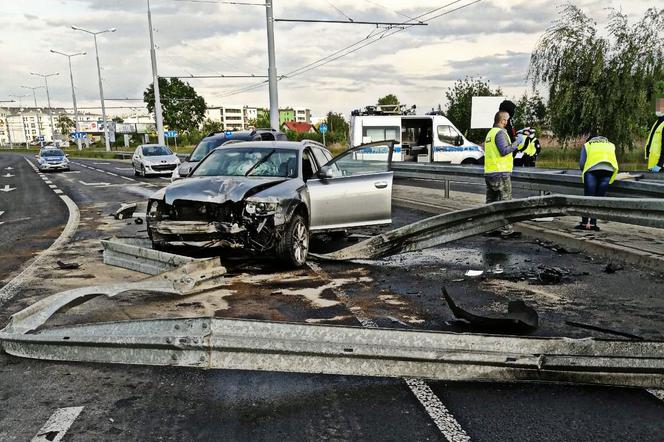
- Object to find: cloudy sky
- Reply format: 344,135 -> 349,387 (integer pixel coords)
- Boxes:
0,0 -> 660,118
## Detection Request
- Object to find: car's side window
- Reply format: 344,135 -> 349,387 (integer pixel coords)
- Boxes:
322,144 -> 391,178
302,149 -> 317,181
311,147 -> 328,168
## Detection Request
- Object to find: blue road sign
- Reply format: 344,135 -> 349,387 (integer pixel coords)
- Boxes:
319,123 -> 328,134
72,132 -> 87,140
225,131 -> 233,138
164,130 -> 178,138
37,135 -> 45,141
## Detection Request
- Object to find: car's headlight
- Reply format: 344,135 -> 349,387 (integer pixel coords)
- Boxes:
245,201 -> 278,215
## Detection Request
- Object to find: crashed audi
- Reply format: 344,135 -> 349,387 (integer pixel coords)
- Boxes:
147,140 -> 395,267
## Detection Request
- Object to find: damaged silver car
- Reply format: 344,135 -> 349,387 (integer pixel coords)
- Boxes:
147,140 -> 395,267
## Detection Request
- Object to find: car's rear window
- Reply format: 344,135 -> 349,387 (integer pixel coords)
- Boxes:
192,147 -> 299,178
142,145 -> 172,156
190,139 -> 226,162
41,149 -> 65,157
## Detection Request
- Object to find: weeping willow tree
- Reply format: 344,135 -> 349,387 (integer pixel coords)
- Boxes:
529,4 -> 664,151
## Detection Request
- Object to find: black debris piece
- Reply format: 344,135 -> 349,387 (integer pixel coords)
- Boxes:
56,260 -> 80,270
537,266 -> 569,285
115,203 -> 137,220
604,262 -> 624,274
565,320 -> 643,340
134,218 -> 144,225
442,287 -> 538,334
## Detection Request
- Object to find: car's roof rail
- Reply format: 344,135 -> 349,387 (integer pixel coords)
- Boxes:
300,139 -> 326,149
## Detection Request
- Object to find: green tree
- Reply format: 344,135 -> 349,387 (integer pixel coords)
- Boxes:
529,5 -> 664,150
512,92 -> 548,132
143,77 -> 207,132
324,112 -> 349,143
444,77 -> 503,143
377,94 -> 399,105
201,119 -> 222,135
56,114 -> 74,135
252,110 -> 271,129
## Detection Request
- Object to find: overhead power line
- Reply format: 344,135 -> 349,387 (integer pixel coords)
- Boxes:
167,0 -> 265,6
275,19 -> 427,26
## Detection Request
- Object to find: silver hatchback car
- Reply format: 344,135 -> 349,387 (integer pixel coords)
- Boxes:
132,144 -> 180,176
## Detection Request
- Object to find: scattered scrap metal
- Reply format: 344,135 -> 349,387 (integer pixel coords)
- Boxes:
311,195 -> 664,261
114,203 -> 137,220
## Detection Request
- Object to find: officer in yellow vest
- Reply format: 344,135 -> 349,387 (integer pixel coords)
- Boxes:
484,111 -> 526,238
576,135 -> 619,231
645,97 -> 664,173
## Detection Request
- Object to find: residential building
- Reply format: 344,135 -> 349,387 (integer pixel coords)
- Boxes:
294,107 -> 311,123
205,105 -> 246,131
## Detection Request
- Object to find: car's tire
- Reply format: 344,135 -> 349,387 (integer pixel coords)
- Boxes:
140,165 -> 146,177
276,214 -> 309,268
134,165 -> 140,176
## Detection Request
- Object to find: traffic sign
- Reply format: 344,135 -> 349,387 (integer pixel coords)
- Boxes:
319,123 -> 328,134
164,130 -> 178,138
37,135 -> 45,141
72,132 -> 87,140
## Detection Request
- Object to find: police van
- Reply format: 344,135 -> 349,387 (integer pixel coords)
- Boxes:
349,105 -> 483,164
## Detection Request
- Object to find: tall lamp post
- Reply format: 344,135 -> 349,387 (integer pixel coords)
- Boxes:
50,49 -> 86,150
21,85 -> 45,147
71,25 -> 116,152
0,99 -> 16,149
30,72 -> 59,142
146,0 -> 165,146
9,94 -> 29,148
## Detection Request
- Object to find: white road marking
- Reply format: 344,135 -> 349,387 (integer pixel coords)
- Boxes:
648,389 -> 664,401
0,210 -> 4,217
121,176 -> 136,181
79,180 -> 110,186
49,184 -> 57,189
306,261 -> 471,441
54,189 -> 63,194
0,184 -> 16,192
115,167 -> 134,171
31,406 -> 84,442
92,162 -> 110,165
4,166 -> 13,170
63,170 -> 81,174
2,173 -> 14,177
0,159 -> 80,306
107,172 -> 119,176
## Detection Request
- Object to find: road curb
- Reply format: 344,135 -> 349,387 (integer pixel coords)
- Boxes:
393,197 -> 664,274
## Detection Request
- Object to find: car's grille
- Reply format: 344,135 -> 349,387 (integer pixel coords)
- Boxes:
172,201 -> 238,222
151,164 -> 176,171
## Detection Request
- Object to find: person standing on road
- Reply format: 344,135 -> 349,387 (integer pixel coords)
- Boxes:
576,135 -> 619,231
645,95 -> 664,173
484,111 -> 525,238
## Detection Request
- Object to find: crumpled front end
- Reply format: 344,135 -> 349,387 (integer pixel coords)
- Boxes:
147,197 -> 288,252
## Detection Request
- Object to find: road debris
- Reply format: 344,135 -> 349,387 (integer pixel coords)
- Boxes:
442,287 -> 539,334
134,218 -> 144,225
537,267 -> 570,285
565,321 -> 643,341
114,203 -> 137,220
464,270 -> 484,277
604,263 -> 625,274
55,260 -> 80,270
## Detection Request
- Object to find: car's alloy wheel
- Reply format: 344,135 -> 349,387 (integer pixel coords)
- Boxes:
140,165 -> 146,177
277,214 -> 309,268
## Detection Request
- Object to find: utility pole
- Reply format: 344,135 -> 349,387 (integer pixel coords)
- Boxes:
72,26 -> 115,152
21,85 -> 45,147
265,0 -> 280,130
147,0 -> 165,146
30,72 -> 59,142
51,50 -> 86,150
0,99 -> 15,149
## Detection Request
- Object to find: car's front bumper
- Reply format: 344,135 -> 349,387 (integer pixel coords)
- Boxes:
144,163 -> 178,174
38,162 -> 69,170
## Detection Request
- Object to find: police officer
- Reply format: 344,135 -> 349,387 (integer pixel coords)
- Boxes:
645,98 -> 664,173
484,111 -> 525,238
576,135 -> 619,231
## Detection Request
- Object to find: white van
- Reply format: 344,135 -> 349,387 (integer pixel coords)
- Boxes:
349,114 -> 483,164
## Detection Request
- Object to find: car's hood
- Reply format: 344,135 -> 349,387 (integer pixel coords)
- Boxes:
158,176 -> 289,205
143,155 -> 178,163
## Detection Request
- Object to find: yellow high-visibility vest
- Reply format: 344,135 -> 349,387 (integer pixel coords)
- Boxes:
645,120 -> 663,169
484,128 -> 513,174
582,139 -> 619,184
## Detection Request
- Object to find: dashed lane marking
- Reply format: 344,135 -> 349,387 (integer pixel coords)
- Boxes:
115,167 -> 134,171
121,176 -> 136,181
107,172 -> 119,176
31,406 -> 84,442
0,159 -> 80,306
92,162 -> 110,165
306,262 -> 471,442
48,184 -> 57,189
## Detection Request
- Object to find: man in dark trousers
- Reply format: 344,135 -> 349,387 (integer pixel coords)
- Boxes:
645,95 -> 664,173
577,135 -> 619,231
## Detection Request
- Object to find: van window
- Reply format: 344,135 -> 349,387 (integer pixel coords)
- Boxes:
437,125 -> 461,145
362,126 -> 400,143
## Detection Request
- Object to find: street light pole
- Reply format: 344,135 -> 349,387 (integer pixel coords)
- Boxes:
265,0 -> 280,130
147,0 -> 165,146
0,99 -> 16,149
9,94 -> 29,148
30,72 -> 59,142
51,49 -> 86,150
21,85 -> 45,147
71,25 -> 116,152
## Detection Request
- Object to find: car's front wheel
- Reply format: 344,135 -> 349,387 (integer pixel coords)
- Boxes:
276,214 -> 309,268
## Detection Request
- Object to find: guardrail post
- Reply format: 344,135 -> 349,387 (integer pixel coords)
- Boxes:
444,179 -> 450,199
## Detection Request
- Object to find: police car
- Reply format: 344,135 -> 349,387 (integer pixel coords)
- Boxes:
35,148 -> 70,172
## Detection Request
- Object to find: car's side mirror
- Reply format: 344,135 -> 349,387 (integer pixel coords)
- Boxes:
319,165 -> 335,179
184,155 -> 191,162
34,154 -> 39,159
455,135 -> 464,146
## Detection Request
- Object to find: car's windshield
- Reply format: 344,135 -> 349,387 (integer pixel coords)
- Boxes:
41,149 -> 65,157
142,145 -> 172,156
192,147 -> 299,178
190,139 -> 225,162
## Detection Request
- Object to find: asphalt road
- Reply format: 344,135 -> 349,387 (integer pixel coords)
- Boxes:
0,153 -> 662,441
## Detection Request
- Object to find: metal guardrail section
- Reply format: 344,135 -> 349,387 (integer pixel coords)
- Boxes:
391,163 -> 664,198
312,196 -> 664,261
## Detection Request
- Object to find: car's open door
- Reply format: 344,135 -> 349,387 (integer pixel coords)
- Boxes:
306,140 -> 395,231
